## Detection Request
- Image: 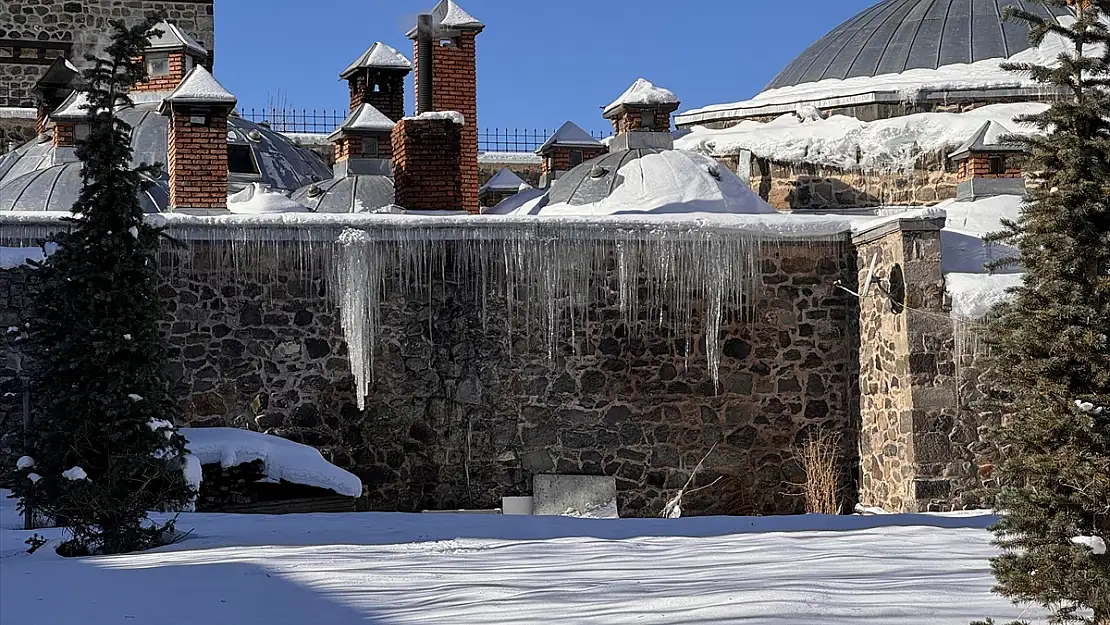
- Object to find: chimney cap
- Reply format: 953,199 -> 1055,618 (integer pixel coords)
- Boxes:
406,0 -> 484,38
327,103 -> 396,141
34,57 -> 83,95
339,42 -> 413,80
537,121 -> 605,154
159,66 -> 237,113
603,78 -> 680,118
147,20 -> 209,58
49,90 -> 97,121
948,120 -> 1026,160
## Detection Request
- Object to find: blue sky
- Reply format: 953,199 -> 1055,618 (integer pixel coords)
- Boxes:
214,0 -> 876,133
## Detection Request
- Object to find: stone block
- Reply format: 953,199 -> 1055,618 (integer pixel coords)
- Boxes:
533,474 -> 618,516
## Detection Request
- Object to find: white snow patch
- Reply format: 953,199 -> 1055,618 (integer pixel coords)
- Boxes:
482,187 -> 547,215
604,78 -> 679,116
562,499 -> 618,519
1,246 -> 46,269
479,152 -> 542,165
676,103 -> 1046,172
165,66 -> 236,104
333,104 -> 395,135
128,393 -> 144,402
403,111 -> 464,125
945,273 -> 1023,320
437,0 -> 483,29
149,419 -> 173,431
1071,535 -> 1107,555
26,472 -> 41,484
181,428 -> 362,497
227,183 -> 310,214
128,226 -> 139,239
0,107 -> 37,120
1075,400 -> 1105,415
61,466 -> 88,481
16,456 -> 34,470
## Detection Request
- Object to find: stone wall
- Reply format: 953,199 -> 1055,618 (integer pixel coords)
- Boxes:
1,0 -> 215,107
1,233 -> 862,517
0,112 -> 37,151
749,158 -> 959,211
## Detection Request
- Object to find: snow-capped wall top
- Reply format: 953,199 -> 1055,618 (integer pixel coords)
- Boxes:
147,20 -> 209,57
340,42 -> 413,79
402,111 -> 465,125
329,104 -> 396,140
227,183 -> 311,214
604,79 -> 680,116
537,121 -> 605,153
163,66 -> 237,105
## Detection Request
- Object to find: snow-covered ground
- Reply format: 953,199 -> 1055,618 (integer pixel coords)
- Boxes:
0,491 -> 1046,624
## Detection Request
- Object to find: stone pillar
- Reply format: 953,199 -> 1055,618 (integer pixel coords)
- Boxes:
392,116 -> 463,211
853,216 -> 960,512
414,30 -> 480,213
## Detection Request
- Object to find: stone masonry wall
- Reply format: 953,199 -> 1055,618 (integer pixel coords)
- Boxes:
1,235 -> 862,517
750,159 -> 960,211
0,0 -> 214,107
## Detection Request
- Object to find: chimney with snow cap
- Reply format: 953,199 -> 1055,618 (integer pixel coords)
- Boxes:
536,121 -> 608,188
947,120 -> 1027,201
603,78 -> 679,151
47,89 -> 95,152
407,0 -> 483,213
340,42 -> 412,123
134,21 -> 210,94
159,66 -> 237,213
329,103 -> 396,177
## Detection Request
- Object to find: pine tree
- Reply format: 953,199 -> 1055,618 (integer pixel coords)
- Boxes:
9,15 -> 193,556
977,0 -> 1110,623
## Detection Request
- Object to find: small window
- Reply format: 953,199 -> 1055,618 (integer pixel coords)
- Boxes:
639,111 -> 653,131
361,137 -> 379,158
227,144 -> 259,174
439,38 -> 457,47
989,156 -> 1005,175
569,149 -> 583,167
185,55 -> 194,74
73,124 -> 90,142
545,156 -> 555,171
146,54 -> 170,78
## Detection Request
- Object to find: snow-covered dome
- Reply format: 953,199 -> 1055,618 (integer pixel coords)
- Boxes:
290,174 -> 395,213
519,148 -> 774,216
0,102 -> 332,212
766,0 -> 1071,91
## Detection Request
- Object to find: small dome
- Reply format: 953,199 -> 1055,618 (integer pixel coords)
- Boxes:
0,163 -> 168,213
291,175 -> 395,213
766,0 -> 1072,91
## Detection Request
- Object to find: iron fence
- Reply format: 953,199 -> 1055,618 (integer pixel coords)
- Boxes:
236,107 -> 608,153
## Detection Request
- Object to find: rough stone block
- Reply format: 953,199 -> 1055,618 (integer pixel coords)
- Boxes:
533,474 -> 617,516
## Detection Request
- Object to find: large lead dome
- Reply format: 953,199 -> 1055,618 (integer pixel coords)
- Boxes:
766,0 -> 1072,91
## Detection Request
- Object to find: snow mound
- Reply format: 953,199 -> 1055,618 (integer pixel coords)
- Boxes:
1072,535 -> 1107,555
676,103 -> 1046,172
227,183 -> 310,214
181,428 -> 363,498
538,150 -> 775,216
403,111 -> 464,125
604,78 -> 679,115
15,456 -> 33,470
62,466 -> 87,481
944,273 -> 1022,319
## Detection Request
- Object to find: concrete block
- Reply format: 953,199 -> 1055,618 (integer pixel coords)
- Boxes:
533,474 -> 617,516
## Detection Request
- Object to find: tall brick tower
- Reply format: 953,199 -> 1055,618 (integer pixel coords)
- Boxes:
407,0 -> 483,214
340,43 -> 412,123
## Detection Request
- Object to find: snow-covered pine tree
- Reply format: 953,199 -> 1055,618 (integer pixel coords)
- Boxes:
9,14 -> 193,556
976,0 -> 1110,623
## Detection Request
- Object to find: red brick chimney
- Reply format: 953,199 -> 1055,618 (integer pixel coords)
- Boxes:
330,103 -> 396,170
536,121 -> 607,188
407,0 -> 483,214
134,21 -> 210,94
340,42 -> 412,123
603,78 -> 680,136
46,90 -> 90,149
158,66 -> 237,213
392,112 -> 464,211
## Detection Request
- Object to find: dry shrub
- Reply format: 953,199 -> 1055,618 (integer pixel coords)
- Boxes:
799,430 -> 843,515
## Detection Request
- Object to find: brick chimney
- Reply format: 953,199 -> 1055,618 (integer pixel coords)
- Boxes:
948,121 -> 1027,201
46,90 -> 90,149
602,78 -> 679,151
134,21 -> 210,94
340,42 -> 412,123
329,103 -> 396,178
33,57 -> 80,136
407,0 -> 484,213
158,66 -> 237,213
536,121 -> 607,188
392,113 -> 464,211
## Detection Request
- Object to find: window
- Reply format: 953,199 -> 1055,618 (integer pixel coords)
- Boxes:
545,156 -> 555,172
73,124 -> 90,142
439,38 -> 458,47
569,149 -> 583,167
146,54 -> 170,77
361,137 -> 379,158
639,111 -> 653,131
227,144 -> 259,174
989,155 -> 1005,175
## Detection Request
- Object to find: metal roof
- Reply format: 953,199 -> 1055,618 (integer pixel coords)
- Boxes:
290,175 -> 395,213
536,121 -> 605,154
546,148 -> 664,207
948,120 -> 1024,159
765,0 -> 1073,91
327,104 -> 396,142
480,168 -> 527,193
147,21 -> 209,57
0,163 -> 167,213
340,42 -> 413,80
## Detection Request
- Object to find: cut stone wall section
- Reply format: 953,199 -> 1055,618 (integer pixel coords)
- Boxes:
749,158 -> 960,211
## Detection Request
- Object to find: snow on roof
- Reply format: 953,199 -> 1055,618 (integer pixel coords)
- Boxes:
147,21 -> 208,57
948,121 -> 1024,159
227,183 -> 311,214
945,272 -> 1023,319
50,91 -> 94,120
339,42 -> 412,79
533,150 -> 775,217
480,168 -> 527,192
677,17 -> 1081,126
675,102 -> 1046,172
181,427 -> 363,497
604,79 -> 680,117
479,151 -> 542,165
481,187 -> 546,215
163,66 -> 237,106
402,111 -> 464,125
0,107 -> 36,120
328,104 -> 395,141
537,121 -> 605,153
434,0 -> 483,30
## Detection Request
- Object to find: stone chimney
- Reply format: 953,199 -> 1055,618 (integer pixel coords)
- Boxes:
948,121 -> 1026,201
603,78 -> 679,151
407,0 -> 484,213
340,43 -> 412,123
392,112 -> 464,211
134,21 -> 210,94
158,66 -> 237,213
329,103 -> 396,177
536,121 -> 607,188
33,57 -> 80,136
